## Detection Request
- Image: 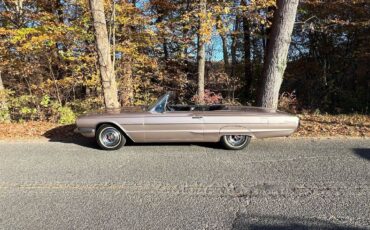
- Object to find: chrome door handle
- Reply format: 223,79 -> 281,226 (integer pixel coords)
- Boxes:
192,116 -> 203,119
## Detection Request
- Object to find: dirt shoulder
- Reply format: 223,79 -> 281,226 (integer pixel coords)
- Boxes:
293,114 -> 369,138
0,114 -> 369,140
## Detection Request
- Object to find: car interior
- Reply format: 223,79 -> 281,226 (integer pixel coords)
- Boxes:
150,93 -> 230,113
167,104 -> 228,112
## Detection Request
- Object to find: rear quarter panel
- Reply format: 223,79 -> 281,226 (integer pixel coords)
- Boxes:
202,111 -> 299,141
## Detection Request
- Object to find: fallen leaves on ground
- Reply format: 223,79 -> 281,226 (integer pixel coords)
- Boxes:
0,122 -> 77,140
0,114 -> 369,140
293,114 -> 370,137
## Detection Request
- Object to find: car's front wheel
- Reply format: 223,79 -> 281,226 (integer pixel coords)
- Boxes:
221,135 -> 251,150
96,124 -> 126,150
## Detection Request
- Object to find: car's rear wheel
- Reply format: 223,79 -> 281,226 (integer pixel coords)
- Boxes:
221,135 -> 251,150
96,124 -> 126,150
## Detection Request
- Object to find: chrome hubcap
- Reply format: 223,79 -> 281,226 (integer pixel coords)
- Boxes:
226,135 -> 247,146
99,127 -> 121,148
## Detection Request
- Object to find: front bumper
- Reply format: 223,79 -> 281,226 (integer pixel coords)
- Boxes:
74,127 -> 95,138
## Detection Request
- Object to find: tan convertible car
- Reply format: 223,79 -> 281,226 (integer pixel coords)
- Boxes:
75,92 -> 299,150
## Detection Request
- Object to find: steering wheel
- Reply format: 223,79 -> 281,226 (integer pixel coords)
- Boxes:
166,104 -> 175,112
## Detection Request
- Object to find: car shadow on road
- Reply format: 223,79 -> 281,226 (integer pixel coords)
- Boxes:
232,213 -> 367,230
43,125 -> 223,150
131,142 -> 223,150
43,125 -> 100,150
352,148 -> 370,160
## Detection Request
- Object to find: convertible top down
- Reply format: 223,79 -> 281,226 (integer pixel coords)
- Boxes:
75,92 -> 299,150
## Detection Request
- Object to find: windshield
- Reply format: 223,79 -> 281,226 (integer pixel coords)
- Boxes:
148,93 -> 170,113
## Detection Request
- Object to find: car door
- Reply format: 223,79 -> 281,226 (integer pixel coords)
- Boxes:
144,110 -> 204,142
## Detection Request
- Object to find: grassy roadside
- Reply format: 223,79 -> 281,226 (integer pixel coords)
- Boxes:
0,114 -> 369,140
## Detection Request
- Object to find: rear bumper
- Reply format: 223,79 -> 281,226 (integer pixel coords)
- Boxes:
74,127 -> 95,138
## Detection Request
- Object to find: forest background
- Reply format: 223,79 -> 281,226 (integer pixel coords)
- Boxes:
0,0 -> 368,138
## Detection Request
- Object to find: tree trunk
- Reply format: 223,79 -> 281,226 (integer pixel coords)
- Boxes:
220,34 -> 229,73
197,0 -> 206,104
228,14 -> 241,101
0,72 -> 4,91
216,15 -> 229,74
0,72 -> 5,91
15,0 -> 23,13
89,0 -> 120,110
14,0 -> 24,27
163,39 -> 169,60
230,15 -> 240,80
242,0 -> 252,98
257,0 -> 299,109
155,10 -> 170,61
55,0 -> 64,23
263,6 -> 275,59
181,0 -> 191,60
256,6 -> 275,103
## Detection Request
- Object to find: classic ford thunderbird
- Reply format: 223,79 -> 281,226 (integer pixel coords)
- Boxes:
75,92 -> 299,150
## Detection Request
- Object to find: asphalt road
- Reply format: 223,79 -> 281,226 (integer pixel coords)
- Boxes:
0,138 -> 369,229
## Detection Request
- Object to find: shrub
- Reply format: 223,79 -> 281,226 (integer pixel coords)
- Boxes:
57,106 -> 76,124
0,109 -> 10,123
191,90 -> 223,104
40,95 -> 51,107
3,92 -> 100,123
0,89 -> 11,123
278,91 -> 298,113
